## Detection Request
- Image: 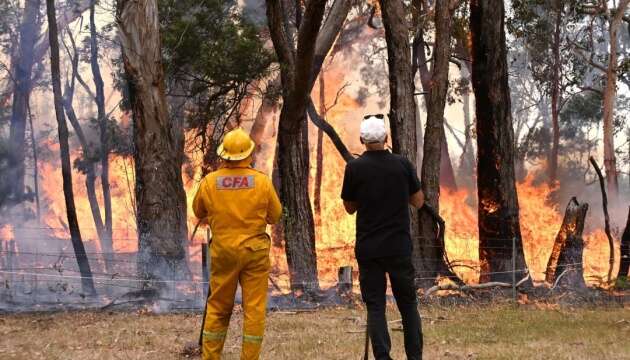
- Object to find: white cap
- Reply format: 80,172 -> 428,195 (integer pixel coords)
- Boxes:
360,115 -> 387,143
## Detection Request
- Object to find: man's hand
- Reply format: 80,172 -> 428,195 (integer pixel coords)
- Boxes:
343,200 -> 358,214
409,190 -> 424,209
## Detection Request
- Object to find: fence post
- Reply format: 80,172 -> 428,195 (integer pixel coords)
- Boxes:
8,240 -> 15,298
512,236 -> 517,302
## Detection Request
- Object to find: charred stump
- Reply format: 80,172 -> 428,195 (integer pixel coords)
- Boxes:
545,197 -> 588,289
616,206 -> 630,286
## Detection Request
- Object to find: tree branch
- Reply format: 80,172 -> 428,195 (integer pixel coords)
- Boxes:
306,99 -> 354,162
310,0 -> 352,89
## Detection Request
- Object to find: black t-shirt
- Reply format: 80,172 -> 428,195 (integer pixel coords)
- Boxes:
341,150 -> 421,260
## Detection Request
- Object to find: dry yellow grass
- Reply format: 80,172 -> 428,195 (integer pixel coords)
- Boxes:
0,303 -> 629,359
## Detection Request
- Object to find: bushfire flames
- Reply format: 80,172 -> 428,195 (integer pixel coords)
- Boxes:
31,136 -> 613,289
9,57 -> 614,291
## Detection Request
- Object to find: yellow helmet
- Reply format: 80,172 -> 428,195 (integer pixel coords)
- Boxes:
217,128 -> 256,161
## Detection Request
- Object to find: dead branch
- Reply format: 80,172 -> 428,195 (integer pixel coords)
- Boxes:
589,156 -> 615,283
424,273 -> 531,297
306,99 -> 354,162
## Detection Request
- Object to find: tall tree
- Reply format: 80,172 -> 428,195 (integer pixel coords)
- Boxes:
117,0 -> 191,281
7,0 -> 40,203
416,0 -> 461,286
89,3 -> 114,265
60,25 -> 114,271
470,0 -> 530,283
266,0 -> 351,293
5,0 -> 93,204
379,0 -> 421,284
509,0 -> 585,184
46,0 -> 95,295
600,0 -> 629,198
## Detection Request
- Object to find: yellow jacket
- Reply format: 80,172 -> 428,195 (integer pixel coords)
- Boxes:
192,160 -> 282,253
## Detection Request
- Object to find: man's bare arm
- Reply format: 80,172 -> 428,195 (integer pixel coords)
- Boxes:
343,200 -> 358,214
409,190 -> 425,209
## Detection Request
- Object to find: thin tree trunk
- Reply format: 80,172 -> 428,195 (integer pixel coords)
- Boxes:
63,92 -> 107,247
545,197 -> 588,289
89,4 -> 114,266
7,0 -> 41,203
415,0 -> 454,287
314,70 -> 325,224
459,69 -> 475,178
589,156 -> 615,283
601,0 -> 630,199
549,3 -> 561,185
470,0 -> 530,284
26,102 -> 40,222
61,30 -> 113,272
46,0 -> 96,295
117,0 -> 191,282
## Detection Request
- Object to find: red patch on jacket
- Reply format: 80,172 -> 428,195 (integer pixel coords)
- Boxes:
216,176 -> 255,190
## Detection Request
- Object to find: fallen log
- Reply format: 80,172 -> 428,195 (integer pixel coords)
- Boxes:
545,197 -> 588,289
616,206 -> 630,286
424,273 -> 531,297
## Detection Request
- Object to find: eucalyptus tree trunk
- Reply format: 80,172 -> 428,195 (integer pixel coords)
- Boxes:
8,0 -> 41,202
117,0 -> 191,282
601,0 -> 630,199
46,0 -> 96,295
470,0 -> 530,284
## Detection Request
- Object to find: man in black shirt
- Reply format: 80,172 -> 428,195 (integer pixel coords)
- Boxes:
341,114 -> 424,360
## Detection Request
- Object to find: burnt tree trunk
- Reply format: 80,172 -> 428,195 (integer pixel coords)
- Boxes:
379,0 -> 421,283
416,0 -> 455,287
117,0 -> 191,282
470,0 -> 530,283
616,206 -> 630,283
46,0 -> 96,295
266,0 -> 350,294
589,156 -> 615,283
89,4 -> 114,266
545,197 -> 587,289
8,0 -> 41,203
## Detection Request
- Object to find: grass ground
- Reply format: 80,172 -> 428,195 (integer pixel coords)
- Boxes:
0,302 -> 629,359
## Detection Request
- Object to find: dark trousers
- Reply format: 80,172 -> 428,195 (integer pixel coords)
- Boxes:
358,256 -> 423,360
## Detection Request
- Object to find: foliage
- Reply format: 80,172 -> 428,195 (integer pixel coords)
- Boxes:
158,0 -> 273,146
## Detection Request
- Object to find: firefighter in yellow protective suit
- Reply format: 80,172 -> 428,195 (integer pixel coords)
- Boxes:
193,128 -> 282,360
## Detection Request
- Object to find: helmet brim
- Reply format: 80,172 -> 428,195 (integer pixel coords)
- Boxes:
217,140 -> 255,161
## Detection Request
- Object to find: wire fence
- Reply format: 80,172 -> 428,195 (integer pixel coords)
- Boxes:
0,233 -> 610,312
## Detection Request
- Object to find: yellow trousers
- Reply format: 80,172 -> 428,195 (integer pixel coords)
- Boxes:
202,242 -> 270,360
